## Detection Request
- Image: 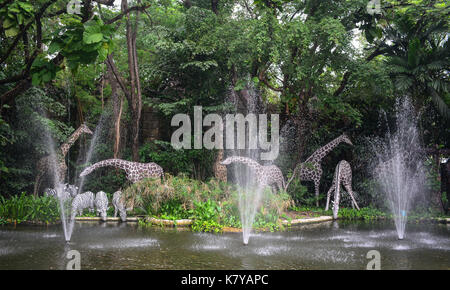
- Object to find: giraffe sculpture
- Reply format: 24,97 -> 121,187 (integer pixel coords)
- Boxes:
33,123 -> 93,196
325,160 -> 360,219
220,156 -> 285,193
213,149 -> 227,183
79,158 -> 164,184
286,134 -> 353,206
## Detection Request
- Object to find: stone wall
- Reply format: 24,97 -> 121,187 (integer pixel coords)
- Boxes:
140,102 -> 161,143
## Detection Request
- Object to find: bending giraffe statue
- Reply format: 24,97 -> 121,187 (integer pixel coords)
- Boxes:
286,134 -> 353,206
80,159 -> 164,184
220,156 -> 285,193
33,123 -> 93,196
325,160 -> 360,219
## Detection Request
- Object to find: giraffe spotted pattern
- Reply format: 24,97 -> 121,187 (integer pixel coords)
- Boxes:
34,124 -> 93,196
220,156 -> 285,193
286,134 -> 353,206
213,149 -> 227,183
80,159 -> 164,184
325,160 -> 360,219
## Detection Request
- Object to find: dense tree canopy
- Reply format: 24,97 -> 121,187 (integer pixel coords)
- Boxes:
0,0 -> 448,211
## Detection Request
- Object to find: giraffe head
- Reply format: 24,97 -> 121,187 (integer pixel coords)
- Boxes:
341,134 -> 353,146
80,123 -> 94,135
220,157 -> 232,165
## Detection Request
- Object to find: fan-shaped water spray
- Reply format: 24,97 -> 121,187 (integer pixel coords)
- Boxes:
371,97 -> 426,240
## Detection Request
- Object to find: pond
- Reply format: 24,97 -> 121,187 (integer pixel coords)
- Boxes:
0,221 -> 448,270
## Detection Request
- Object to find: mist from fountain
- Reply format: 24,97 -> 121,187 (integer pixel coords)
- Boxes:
230,150 -> 265,245
227,80 -> 268,245
76,110 -> 110,194
371,97 -> 426,240
41,123 -> 74,242
39,106 -> 109,241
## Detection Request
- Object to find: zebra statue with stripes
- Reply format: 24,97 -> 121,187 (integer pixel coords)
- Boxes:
64,183 -> 79,197
95,191 -> 109,221
44,187 -> 71,201
112,191 -> 127,222
71,191 -> 95,220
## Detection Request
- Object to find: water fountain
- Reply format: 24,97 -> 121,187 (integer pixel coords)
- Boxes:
232,155 -> 265,245
226,80 -> 269,245
41,125 -> 74,242
372,97 -> 426,240
76,110 -> 110,194
39,110 -> 108,242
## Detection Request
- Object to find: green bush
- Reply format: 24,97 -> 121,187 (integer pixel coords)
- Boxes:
0,193 -> 60,224
337,207 -> 386,221
123,174 -> 294,232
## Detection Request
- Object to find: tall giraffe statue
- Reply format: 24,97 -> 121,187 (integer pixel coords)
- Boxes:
213,149 -> 227,183
33,123 -> 93,196
325,160 -> 360,219
80,159 -> 164,184
286,134 -> 353,206
220,156 -> 285,193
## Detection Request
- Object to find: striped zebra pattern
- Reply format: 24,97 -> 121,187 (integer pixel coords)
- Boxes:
44,188 -> 57,198
64,183 -> 79,197
112,191 -> 127,222
95,191 -> 109,221
44,187 -> 70,201
71,191 -> 95,219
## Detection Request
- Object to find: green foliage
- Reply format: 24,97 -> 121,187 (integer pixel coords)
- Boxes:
31,16 -> 114,84
0,1 -> 34,37
286,172 -> 317,206
139,140 -> 216,180
125,175 -> 292,232
191,199 -> 223,233
0,193 -> 60,224
0,0 -> 448,218
337,207 -> 387,221
31,55 -> 62,86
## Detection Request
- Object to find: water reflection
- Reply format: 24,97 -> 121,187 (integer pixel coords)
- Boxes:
0,221 -> 448,269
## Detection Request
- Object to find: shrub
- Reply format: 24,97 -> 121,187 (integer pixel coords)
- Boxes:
123,174 -> 294,232
0,193 -> 60,224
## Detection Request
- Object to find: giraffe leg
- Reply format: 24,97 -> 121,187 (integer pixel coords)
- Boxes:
33,171 -> 44,197
343,182 -> 360,210
325,179 -> 335,211
314,180 -> 320,207
276,180 -> 283,193
333,183 -> 341,220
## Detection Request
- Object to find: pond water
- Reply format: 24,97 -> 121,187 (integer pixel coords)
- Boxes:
0,221 -> 448,269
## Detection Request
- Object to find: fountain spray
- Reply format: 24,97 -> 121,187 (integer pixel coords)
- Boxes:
372,97 -> 426,240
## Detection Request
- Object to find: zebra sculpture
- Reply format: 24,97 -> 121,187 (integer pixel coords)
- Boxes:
64,184 -> 79,197
95,191 -> 109,221
71,191 -> 95,220
112,191 -> 127,222
325,160 -> 360,219
44,184 -> 77,201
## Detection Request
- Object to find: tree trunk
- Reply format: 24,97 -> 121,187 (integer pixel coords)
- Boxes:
122,0 -> 142,162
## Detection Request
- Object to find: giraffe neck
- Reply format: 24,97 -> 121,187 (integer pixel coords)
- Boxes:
226,156 -> 261,170
93,159 -> 135,173
305,136 -> 343,164
60,126 -> 85,157
216,150 -> 224,162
